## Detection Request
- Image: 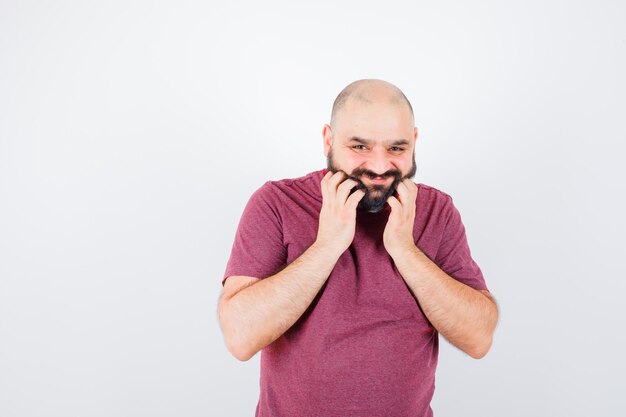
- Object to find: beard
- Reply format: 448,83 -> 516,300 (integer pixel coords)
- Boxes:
326,148 -> 417,213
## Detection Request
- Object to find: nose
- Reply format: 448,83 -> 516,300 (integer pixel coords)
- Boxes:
366,148 -> 394,175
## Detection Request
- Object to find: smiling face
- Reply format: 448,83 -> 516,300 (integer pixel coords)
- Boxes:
323,81 -> 418,212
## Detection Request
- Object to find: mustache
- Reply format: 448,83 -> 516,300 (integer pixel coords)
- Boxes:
346,168 -> 403,198
349,167 -> 402,181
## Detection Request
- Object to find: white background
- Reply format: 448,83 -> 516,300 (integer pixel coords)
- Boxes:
1,0 -> 625,416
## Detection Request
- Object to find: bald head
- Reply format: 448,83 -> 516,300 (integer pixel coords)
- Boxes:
330,79 -> 414,129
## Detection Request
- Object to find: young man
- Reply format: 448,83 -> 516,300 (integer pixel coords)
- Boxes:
218,79 -> 499,417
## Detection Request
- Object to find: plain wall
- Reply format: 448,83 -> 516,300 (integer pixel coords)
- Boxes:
1,0 -> 625,416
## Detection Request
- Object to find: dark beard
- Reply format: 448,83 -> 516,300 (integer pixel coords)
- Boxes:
326,149 -> 417,213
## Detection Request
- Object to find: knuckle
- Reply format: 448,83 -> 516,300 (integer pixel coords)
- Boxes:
339,180 -> 354,190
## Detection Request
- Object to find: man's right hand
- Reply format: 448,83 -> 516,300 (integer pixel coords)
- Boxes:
315,171 -> 365,255
220,170 -> 365,361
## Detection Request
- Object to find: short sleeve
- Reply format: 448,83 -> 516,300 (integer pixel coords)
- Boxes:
434,196 -> 489,291
222,182 -> 287,286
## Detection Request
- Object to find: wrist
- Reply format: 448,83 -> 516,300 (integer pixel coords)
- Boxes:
311,239 -> 345,261
387,241 -> 421,261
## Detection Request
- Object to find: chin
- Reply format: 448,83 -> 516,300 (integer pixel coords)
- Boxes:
357,195 -> 389,213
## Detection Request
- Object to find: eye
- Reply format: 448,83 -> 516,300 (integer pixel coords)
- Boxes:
390,146 -> 405,152
352,145 -> 368,150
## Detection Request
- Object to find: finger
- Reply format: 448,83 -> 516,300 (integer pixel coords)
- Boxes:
322,171 -> 343,202
346,188 -> 366,209
403,178 -> 417,193
398,178 -> 417,191
387,195 -> 401,211
336,177 -> 360,201
396,179 -> 416,203
327,171 -> 347,192
328,171 -> 348,200
395,181 -> 409,203
320,171 -> 333,200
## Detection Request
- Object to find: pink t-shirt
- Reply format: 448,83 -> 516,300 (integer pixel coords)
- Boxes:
223,168 -> 488,417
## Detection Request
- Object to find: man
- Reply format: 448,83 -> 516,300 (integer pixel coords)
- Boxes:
218,79 -> 499,417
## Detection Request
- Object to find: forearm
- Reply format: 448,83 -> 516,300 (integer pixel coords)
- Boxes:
392,245 -> 499,359
219,241 -> 341,361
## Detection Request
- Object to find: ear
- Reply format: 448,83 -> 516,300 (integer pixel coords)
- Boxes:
413,126 -> 418,143
322,124 -> 334,157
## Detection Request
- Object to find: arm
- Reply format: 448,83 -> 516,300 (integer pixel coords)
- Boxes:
391,245 -> 498,359
384,179 -> 499,359
218,171 -> 365,361
219,243 -> 341,361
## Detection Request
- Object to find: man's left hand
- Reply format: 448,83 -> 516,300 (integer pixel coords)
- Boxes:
383,178 -> 419,258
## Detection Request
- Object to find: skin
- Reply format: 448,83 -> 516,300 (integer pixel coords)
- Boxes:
218,79 -> 499,361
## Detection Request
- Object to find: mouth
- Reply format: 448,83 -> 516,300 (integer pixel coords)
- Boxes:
363,175 -> 391,185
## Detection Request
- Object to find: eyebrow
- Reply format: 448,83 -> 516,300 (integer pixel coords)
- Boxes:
347,136 -> 411,147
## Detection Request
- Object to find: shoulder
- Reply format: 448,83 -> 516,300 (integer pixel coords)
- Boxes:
264,169 -> 325,190
412,182 -> 461,230
243,169 -> 325,211
415,182 -> 455,208
415,182 -> 451,198
255,169 -> 325,200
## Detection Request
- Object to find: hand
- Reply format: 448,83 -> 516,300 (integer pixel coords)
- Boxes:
383,178 -> 419,258
315,171 -> 365,256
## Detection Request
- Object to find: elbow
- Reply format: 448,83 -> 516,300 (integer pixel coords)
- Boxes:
468,297 -> 499,359
226,341 -> 256,362
218,301 -> 257,362
221,330 -> 256,362
467,336 -> 493,360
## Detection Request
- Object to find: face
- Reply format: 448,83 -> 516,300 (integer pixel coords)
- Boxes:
327,148 -> 416,212
324,98 -> 418,213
